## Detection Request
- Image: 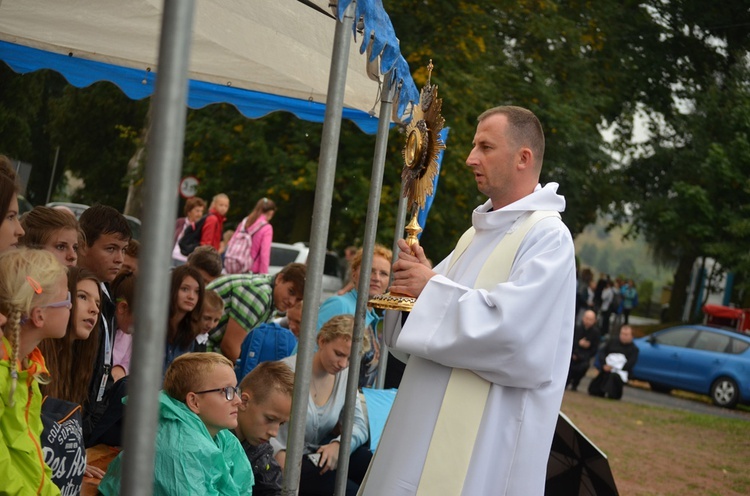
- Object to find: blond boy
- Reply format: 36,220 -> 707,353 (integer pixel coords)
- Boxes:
195,290 -> 225,352
235,361 -> 294,496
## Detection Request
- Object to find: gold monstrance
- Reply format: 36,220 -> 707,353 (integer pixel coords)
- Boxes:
370,61 -> 446,312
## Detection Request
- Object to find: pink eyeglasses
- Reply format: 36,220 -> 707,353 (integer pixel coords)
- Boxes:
44,292 -> 72,310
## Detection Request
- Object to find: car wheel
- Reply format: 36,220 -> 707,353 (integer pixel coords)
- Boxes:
710,376 -> 740,408
649,382 -> 672,394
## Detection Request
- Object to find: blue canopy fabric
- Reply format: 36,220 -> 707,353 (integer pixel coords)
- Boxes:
0,0 -> 418,135
0,41 -> 384,134
339,0 -> 420,118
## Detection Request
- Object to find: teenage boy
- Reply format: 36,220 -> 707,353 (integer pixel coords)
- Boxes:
187,245 -> 224,285
121,238 -> 140,275
235,361 -> 295,496
98,353 -> 254,495
206,263 -> 306,362
77,204 -> 131,444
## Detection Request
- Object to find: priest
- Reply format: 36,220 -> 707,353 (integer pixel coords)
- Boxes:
359,106 -> 576,495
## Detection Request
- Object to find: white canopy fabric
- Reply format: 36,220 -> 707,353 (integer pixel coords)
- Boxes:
0,0 -> 417,133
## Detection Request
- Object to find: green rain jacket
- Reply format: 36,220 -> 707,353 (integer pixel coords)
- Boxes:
0,337 -> 60,495
99,391 -> 254,495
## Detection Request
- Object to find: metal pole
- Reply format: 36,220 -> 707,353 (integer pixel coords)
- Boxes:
120,1 -> 195,494
375,187 -> 408,389
334,74 -> 395,495
45,146 -> 60,204
282,2 -> 355,494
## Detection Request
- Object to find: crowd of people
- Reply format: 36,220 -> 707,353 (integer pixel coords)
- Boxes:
568,268 -> 642,399
0,153 -> 392,495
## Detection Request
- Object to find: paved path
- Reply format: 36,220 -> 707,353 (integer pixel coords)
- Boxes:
576,374 -> 750,421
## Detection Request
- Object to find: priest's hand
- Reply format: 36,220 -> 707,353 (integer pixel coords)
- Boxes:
390,239 -> 436,298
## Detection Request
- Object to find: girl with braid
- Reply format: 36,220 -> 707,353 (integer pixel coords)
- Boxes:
0,248 -> 70,495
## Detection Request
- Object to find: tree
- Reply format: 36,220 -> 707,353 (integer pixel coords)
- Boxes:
0,67 -> 68,204
48,81 -> 148,209
618,56 -> 750,319
384,0 -> 671,261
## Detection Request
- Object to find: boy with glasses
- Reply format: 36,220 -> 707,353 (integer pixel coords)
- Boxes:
98,353 -> 254,495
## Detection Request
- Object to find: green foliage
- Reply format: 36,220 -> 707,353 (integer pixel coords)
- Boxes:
48,81 -> 149,209
575,218 -> 675,292
1,0 -> 748,292
639,279 -> 654,305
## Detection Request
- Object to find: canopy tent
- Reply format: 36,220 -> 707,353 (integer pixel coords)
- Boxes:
0,0 -> 417,134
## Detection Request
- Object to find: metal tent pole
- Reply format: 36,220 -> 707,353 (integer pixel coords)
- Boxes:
333,74 -> 395,495
375,188 -> 408,389
282,2 -> 355,494
120,0 -> 195,494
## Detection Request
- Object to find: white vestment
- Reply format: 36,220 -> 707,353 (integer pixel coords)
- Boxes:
360,183 -> 576,496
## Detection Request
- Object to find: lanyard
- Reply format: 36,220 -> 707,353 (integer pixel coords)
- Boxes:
97,283 -> 114,402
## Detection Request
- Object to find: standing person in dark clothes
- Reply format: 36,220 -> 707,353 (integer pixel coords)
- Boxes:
566,309 -> 600,391
588,325 -> 639,400
593,273 -> 608,312
172,197 -> 206,266
235,360 -> 295,496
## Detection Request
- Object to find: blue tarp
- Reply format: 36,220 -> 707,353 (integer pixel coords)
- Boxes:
0,1 -> 417,135
1,41 -> 392,135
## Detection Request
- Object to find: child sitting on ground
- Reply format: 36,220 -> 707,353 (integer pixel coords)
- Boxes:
98,352 -> 254,495
0,248 -> 70,495
111,270 -> 136,382
195,289 -> 224,353
235,361 -> 295,496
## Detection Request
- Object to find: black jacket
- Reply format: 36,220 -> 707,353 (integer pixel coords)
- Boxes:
241,440 -> 283,496
571,323 -> 600,363
596,338 -> 639,372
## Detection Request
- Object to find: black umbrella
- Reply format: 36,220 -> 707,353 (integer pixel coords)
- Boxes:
546,412 -> 619,496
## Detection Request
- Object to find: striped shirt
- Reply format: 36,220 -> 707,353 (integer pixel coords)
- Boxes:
206,273 -> 276,352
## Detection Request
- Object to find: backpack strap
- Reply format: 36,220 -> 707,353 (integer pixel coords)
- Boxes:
248,220 -> 267,236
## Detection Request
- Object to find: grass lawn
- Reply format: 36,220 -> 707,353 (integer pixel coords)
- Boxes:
561,389 -> 750,495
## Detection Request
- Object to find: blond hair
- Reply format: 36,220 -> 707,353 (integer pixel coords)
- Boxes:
20,206 -> 83,248
202,289 -> 224,313
239,361 -> 294,405
210,193 -> 229,209
163,352 -> 233,402
0,248 -> 67,405
318,314 -> 371,354
350,243 -> 393,274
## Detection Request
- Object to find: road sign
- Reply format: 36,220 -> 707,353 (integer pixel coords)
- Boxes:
179,176 -> 199,198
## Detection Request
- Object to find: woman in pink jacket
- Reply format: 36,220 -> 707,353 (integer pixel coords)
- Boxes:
224,198 -> 276,274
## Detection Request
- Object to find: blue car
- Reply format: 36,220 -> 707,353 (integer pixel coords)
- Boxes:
631,325 -> 750,408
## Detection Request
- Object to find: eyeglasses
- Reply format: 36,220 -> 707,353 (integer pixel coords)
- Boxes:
194,386 -> 240,401
43,292 -> 72,310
